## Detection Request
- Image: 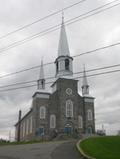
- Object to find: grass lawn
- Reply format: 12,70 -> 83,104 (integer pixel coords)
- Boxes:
80,136 -> 120,159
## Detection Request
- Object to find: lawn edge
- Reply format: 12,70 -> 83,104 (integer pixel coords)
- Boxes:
76,139 -> 96,159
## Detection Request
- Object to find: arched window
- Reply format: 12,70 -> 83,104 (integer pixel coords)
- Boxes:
40,106 -> 46,119
30,116 -> 33,133
23,122 -> 26,137
50,114 -> 56,128
87,109 -> 93,120
78,115 -> 83,128
26,119 -> 29,135
66,100 -> 73,117
65,59 -> 69,70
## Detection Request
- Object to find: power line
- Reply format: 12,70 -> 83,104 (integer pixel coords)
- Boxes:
0,0 -> 86,40
0,63 -> 120,88
73,41 -> 120,58
0,40 -> 120,80
0,0 -> 120,54
0,63 -> 120,89
0,68 -> 120,92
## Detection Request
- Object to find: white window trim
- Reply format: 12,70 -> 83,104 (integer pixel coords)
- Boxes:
30,116 -> 33,133
78,115 -> 83,128
66,100 -> 73,117
23,122 -> 26,137
50,114 -> 56,128
26,119 -> 29,135
40,106 -> 46,119
88,109 -> 93,121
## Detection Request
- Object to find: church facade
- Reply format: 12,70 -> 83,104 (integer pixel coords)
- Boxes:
15,16 -> 95,141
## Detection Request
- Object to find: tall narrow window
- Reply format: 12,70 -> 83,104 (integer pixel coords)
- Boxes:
40,106 -> 46,119
23,121 -> 26,137
30,116 -> 33,133
65,59 -> 69,70
26,119 -> 29,135
66,100 -> 73,117
20,124 -> 23,138
50,114 -> 56,128
78,115 -> 83,128
87,109 -> 93,120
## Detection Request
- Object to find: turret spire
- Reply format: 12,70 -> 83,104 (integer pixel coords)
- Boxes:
37,59 -> 45,90
82,65 -> 89,96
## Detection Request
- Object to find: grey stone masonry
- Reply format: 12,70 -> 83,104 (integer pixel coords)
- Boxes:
15,78 -> 95,141
83,96 -> 95,134
15,15 -> 95,141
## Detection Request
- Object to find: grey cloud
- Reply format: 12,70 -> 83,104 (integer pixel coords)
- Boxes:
0,0 -> 120,138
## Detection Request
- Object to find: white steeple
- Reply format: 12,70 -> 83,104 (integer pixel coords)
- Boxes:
82,65 -> 89,96
58,13 -> 70,57
55,13 -> 73,78
37,60 -> 45,90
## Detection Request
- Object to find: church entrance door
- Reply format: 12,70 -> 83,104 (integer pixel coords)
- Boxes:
87,127 -> 92,134
64,124 -> 72,134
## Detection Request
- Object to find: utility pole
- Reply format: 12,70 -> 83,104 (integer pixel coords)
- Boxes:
17,110 -> 22,142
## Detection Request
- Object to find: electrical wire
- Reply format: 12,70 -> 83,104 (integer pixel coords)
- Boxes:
0,65 -> 120,92
0,0 -> 86,40
0,0 -> 120,54
0,41 -> 120,80
0,63 -> 120,88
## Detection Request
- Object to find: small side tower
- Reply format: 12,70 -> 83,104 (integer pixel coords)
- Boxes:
82,65 -> 89,96
32,59 -> 50,139
81,66 -> 95,134
37,60 -> 45,90
55,13 -> 73,78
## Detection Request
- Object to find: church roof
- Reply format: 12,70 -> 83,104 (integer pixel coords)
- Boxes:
32,91 -> 51,98
58,14 -> 70,57
82,94 -> 94,98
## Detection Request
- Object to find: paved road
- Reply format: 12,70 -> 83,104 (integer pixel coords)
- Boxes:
0,140 -> 82,159
52,140 -> 83,159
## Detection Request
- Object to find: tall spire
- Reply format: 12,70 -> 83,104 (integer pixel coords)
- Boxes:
82,65 -> 89,96
58,12 -> 70,57
37,59 -> 45,90
55,13 -> 73,78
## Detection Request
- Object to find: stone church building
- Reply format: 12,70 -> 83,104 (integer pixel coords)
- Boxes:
15,16 -> 95,141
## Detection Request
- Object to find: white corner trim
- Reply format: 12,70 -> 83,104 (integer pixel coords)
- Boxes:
84,98 -> 94,103
36,94 -> 50,99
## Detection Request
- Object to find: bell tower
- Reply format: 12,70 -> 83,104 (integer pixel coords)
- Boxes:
55,13 -> 73,78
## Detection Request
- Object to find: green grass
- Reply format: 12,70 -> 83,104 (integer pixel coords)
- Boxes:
80,136 -> 120,159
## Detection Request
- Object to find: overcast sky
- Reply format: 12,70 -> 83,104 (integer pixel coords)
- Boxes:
0,0 -> 120,140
